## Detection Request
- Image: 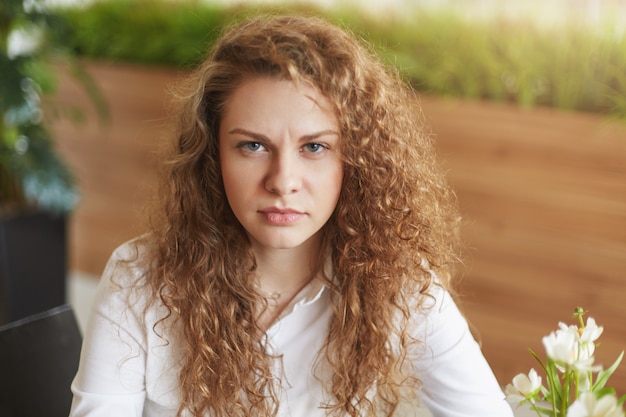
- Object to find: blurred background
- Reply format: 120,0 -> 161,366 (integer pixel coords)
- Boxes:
2,0 -> 625,398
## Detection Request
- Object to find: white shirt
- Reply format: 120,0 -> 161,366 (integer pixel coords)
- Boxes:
69,241 -> 514,417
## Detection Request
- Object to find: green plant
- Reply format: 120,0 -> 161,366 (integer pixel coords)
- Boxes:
51,1 -> 626,120
506,308 -> 625,417
54,1 -> 327,68
0,0 -> 105,214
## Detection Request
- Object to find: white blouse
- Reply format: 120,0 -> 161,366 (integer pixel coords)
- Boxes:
69,241 -> 514,417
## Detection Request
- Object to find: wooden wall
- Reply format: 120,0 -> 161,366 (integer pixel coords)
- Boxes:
421,97 -> 626,393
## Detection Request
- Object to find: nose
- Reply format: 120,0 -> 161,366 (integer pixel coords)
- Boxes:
265,152 -> 302,195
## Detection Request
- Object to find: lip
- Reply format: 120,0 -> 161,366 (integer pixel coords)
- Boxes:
258,207 -> 305,226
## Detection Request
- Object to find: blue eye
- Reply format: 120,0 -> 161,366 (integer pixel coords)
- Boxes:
240,142 -> 265,152
303,143 -> 326,153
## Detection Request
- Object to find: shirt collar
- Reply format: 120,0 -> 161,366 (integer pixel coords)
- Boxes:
277,277 -> 328,321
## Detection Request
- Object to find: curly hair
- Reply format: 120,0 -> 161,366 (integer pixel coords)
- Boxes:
140,14 -> 461,417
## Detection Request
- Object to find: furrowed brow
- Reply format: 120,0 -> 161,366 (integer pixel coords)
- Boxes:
300,130 -> 339,142
228,128 -> 270,142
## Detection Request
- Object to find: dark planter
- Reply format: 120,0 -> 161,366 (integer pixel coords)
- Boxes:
0,210 -> 68,325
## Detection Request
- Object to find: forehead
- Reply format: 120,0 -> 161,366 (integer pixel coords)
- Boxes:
228,75 -> 325,101
221,77 -> 337,128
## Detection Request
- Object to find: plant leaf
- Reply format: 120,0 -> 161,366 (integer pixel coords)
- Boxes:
593,351 -> 624,391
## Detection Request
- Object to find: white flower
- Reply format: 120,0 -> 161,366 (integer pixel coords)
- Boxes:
505,369 -> 542,404
543,325 -> 599,372
567,392 -> 625,417
544,326 -> 578,364
579,318 -> 604,343
578,318 -> 604,361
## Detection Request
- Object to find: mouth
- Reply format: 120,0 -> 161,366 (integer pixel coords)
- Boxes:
258,207 -> 305,226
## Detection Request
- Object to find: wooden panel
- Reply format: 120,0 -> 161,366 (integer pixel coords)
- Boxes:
421,97 -> 626,392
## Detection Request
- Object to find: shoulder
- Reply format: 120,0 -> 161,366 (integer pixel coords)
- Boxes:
91,237 -> 160,326
409,285 -> 513,416
407,280 -> 471,354
100,236 -> 154,290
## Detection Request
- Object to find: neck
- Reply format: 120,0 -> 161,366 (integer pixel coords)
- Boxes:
251,239 -> 323,331
252,240 -> 321,296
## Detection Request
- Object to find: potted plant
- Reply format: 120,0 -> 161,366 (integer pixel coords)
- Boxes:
0,0 -> 105,325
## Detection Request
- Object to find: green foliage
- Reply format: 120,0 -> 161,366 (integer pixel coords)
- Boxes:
1,0 -> 78,213
51,1 -> 626,120
1,0 -> 106,214
53,1 -> 331,68
363,12 -> 626,119
55,0 -> 228,68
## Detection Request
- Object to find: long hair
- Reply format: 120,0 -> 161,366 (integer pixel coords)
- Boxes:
141,14 -> 461,417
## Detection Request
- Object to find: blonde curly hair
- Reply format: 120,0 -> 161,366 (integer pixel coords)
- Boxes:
140,14 -> 461,417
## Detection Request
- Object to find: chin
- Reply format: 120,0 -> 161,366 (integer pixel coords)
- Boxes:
250,232 -> 313,251
247,227 -> 322,252
259,239 -> 307,250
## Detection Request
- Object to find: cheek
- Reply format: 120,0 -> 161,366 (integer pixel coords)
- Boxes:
323,164 -> 344,206
222,169 -> 246,201
332,161 -> 344,190
220,158 -> 246,204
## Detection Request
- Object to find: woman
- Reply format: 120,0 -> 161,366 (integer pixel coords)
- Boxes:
70,14 -> 514,417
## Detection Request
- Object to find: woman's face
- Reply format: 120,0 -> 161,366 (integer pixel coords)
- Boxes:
219,77 -> 343,254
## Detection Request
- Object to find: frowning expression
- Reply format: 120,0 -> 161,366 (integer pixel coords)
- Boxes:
219,77 -> 343,253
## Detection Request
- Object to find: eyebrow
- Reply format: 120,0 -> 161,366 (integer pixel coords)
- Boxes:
228,128 -> 339,142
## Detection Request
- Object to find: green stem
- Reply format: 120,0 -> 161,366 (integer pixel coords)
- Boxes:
574,307 -> 585,328
561,371 -> 571,417
529,402 -> 545,417
545,362 -> 559,417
